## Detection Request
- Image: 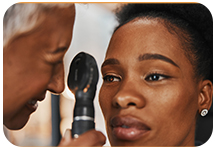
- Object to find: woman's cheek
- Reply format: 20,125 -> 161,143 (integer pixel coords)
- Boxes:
99,86 -> 111,116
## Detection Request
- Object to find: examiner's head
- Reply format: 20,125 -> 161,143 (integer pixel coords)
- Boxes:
99,3 -> 213,146
3,3 -> 75,130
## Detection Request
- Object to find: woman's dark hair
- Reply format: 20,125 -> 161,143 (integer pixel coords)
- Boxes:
115,3 -> 213,82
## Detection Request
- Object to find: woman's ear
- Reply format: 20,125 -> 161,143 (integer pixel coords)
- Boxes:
198,80 -> 213,115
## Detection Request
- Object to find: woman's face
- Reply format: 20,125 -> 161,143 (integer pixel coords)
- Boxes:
3,5 -> 75,129
99,18 -> 201,146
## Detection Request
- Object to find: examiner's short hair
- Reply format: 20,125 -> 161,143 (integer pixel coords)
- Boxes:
3,3 -> 73,47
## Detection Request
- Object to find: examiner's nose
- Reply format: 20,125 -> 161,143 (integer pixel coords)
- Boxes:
47,64 -> 65,94
112,82 -> 145,109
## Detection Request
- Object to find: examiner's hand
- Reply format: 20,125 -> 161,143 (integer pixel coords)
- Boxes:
58,129 -> 106,147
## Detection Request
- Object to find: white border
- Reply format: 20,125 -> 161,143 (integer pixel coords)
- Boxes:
1,0 -> 214,150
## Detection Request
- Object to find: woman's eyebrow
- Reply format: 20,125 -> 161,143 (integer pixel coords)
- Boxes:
138,53 -> 180,68
50,46 -> 68,54
101,58 -> 120,68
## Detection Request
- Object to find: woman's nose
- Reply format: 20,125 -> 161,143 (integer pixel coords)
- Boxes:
112,82 -> 145,109
47,64 -> 65,94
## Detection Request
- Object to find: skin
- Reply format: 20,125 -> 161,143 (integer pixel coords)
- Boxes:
58,129 -> 106,147
99,18 -> 212,146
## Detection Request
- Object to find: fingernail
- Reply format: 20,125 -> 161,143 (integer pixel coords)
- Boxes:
64,129 -> 71,142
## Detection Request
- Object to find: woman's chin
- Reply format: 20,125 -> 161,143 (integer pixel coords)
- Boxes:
4,106 -> 34,130
4,116 -> 29,130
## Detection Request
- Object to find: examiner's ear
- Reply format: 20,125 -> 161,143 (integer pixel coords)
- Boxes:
198,80 -> 213,115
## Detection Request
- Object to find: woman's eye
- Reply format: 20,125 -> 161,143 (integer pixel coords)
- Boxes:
145,74 -> 168,81
103,75 -> 121,83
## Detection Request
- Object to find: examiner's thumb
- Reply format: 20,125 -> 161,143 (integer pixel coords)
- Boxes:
72,130 -> 106,146
58,129 -> 106,147
58,129 -> 72,146
63,129 -> 72,143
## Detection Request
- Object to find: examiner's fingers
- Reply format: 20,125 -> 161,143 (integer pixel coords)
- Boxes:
58,129 -> 106,147
73,130 -> 106,146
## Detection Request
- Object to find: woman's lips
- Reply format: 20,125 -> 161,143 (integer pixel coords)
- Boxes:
111,116 -> 151,141
25,97 -> 44,112
26,100 -> 38,112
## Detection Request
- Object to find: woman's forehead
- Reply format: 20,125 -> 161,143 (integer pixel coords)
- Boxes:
107,18 -> 182,56
105,17 -> 194,74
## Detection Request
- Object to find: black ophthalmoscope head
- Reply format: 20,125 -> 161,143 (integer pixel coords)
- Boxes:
67,52 -> 99,137
67,52 -> 99,99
